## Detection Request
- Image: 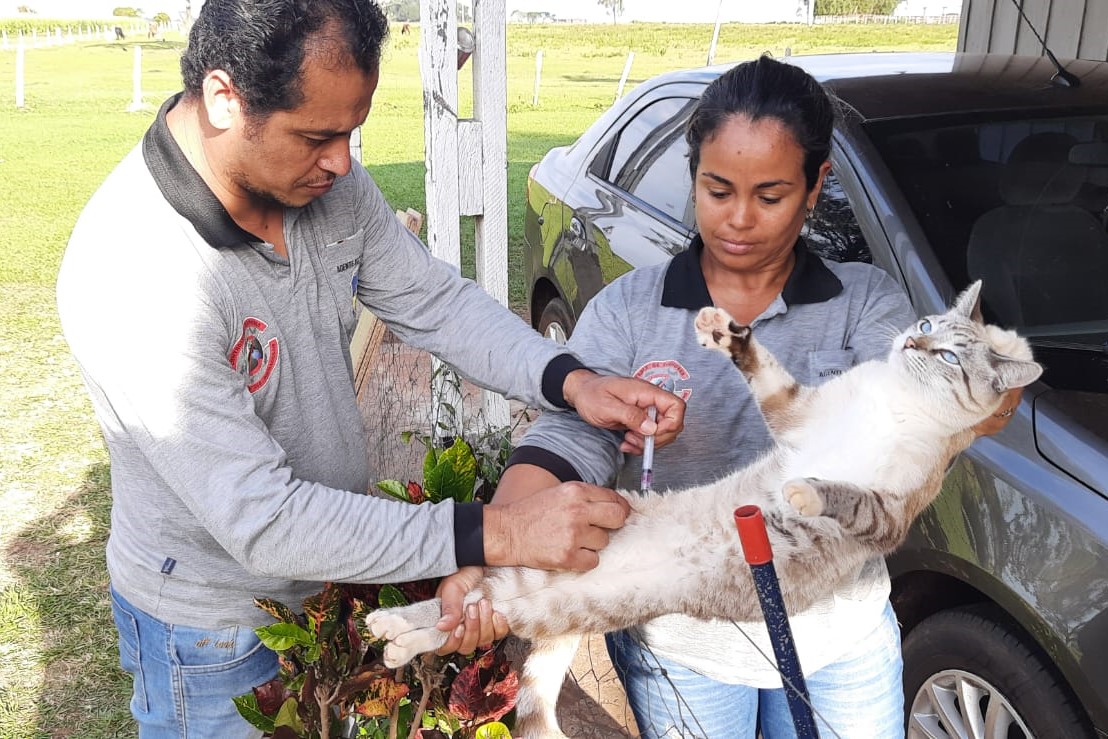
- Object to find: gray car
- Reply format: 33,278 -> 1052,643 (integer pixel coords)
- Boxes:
524,52 -> 1108,738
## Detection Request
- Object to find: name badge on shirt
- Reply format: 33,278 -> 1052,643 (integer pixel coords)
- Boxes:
808,349 -> 855,384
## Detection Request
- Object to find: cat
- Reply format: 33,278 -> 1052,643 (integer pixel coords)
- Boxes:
364,280 -> 1042,738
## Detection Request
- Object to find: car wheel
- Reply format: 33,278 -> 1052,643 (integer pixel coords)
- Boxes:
903,606 -> 1090,739
538,298 -> 574,345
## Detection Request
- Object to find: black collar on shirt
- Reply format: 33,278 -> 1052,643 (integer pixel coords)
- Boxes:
660,234 -> 843,310
141,93 -> 256,248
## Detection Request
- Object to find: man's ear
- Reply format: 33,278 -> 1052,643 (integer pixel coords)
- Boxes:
201,70 -> 239,131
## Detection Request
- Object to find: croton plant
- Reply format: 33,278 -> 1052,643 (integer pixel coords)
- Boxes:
234,436 -> 519,739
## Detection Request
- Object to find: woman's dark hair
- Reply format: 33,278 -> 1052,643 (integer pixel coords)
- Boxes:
180,0 -> 389,118
686,54 -> 835,191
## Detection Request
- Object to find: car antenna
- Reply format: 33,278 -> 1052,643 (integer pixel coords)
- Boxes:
1006,0 -> 1080,88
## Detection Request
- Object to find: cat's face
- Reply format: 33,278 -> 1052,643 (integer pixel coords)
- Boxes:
889,281 -> 1043,426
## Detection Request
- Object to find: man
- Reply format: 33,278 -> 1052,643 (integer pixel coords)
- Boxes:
55,1 -> 684,735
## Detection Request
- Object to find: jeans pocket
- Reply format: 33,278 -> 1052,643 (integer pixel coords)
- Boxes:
170,625 -> 278,738
109,588 -> 149,714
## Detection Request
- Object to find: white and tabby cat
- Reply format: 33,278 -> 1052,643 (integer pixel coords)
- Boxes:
365,280 -> 1042,738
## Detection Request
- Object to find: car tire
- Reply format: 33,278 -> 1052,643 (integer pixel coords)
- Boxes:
903,605 -> 1091,739
538,298 -> 574,345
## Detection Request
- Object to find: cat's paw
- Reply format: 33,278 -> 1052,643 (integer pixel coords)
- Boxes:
383,627 -> 449,668
364,608 -> 418,643
784,478 -> 824,516
695,307 -> 749,352
365,603 -> 449,668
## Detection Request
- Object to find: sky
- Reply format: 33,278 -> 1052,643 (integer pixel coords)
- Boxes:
0,0 -> 196,19
1,0 -> 816,24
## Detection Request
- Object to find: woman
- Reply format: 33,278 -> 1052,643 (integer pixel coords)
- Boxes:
493,56 -> 1013,737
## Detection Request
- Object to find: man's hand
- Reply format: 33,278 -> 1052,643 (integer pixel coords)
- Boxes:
562,371 -> 685,450
483,481 -> 630,571
434,567 -> 509,657
973,387 -> 1025,437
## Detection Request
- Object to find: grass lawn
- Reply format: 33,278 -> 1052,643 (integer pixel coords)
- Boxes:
0,20 -> 956,736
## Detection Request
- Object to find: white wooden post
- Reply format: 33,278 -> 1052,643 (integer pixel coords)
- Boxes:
420,0 -> 466,440
615,51 -> 634,102
348,125 -> 362,165
532,49 -> 543,106
15,37 -> 25,109
31,29 -> 37,48
126,45 -> 146,111
420,0 -> 512,435
2,30 -> 8,50
473,0 -> 511,428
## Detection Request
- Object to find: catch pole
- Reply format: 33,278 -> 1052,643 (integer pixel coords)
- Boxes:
734,505 -> 819,738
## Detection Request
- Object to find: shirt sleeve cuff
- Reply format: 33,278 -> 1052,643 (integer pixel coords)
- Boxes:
506,445 -> 584,483
453,502 -> 486,567
542,353 -> 590,409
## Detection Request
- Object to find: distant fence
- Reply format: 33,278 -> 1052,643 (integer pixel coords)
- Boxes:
815,13 -> 960,24
0,23 -> 152,50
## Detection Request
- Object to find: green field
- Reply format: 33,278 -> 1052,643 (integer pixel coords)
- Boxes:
0,20 -> 956,736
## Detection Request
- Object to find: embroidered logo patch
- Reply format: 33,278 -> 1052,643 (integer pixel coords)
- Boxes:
229,317 -> 279,393
634,360 -> 693,401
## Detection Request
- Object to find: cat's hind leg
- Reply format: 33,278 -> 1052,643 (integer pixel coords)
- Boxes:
695,307 -> 806,436
783,477 -> 906,552
513,634 -> 583,739
365,597 -> 454,667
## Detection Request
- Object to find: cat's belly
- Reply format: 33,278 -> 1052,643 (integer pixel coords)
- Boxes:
782,428 -> 900,488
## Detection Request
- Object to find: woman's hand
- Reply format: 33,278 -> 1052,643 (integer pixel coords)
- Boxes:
973,387 -> 1025,437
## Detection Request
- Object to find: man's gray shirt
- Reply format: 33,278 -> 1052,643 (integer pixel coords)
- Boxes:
56,95 -> 579,629
513,238 -> 915,685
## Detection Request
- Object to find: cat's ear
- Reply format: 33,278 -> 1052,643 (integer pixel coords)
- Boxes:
953,280 -> 984,323
992,356 -> 1043,392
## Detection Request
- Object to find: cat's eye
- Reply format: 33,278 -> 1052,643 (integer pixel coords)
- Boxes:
918,319 -> 932,334
939,350 -> 960,365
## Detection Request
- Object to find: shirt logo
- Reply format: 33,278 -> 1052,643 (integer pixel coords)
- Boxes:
229,317 -> 279,393
633,360 -> 692,401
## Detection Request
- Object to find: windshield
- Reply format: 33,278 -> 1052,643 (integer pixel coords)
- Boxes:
872,116 -> 1108,394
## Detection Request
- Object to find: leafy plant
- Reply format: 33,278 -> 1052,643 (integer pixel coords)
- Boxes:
235,437 -> 518,738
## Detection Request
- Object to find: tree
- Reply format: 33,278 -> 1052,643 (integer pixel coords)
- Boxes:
112,7 -> 142,17
153,12 -> 170,24
814,0 -> 898,13
15,4 -> 36,12
597,0 -> 624,23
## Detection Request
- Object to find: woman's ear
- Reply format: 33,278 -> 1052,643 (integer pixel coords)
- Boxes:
807,160 -> 832,211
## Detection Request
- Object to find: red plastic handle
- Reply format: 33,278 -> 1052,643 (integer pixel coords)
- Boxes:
734,505 -> 773,565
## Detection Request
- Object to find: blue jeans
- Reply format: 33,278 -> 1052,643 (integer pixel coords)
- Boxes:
110,586 -> 278,738
606,601 -> 905,739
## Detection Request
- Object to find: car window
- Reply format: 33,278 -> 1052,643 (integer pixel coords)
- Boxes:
871,116 -> 1108,396
591,97 -> 697,228
802,169 -> 872,264
873,118 -> 1108,328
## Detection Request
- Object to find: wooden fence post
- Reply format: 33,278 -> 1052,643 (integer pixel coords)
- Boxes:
473,0 -> 511,428
15,37 -> 25,109
420,0 -> 511,435
126,45 -> 147,112
615,51 -> 634,102
532,49 -> 543,106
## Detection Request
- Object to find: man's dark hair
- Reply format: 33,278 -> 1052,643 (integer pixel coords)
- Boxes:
180,0 -> 389,118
